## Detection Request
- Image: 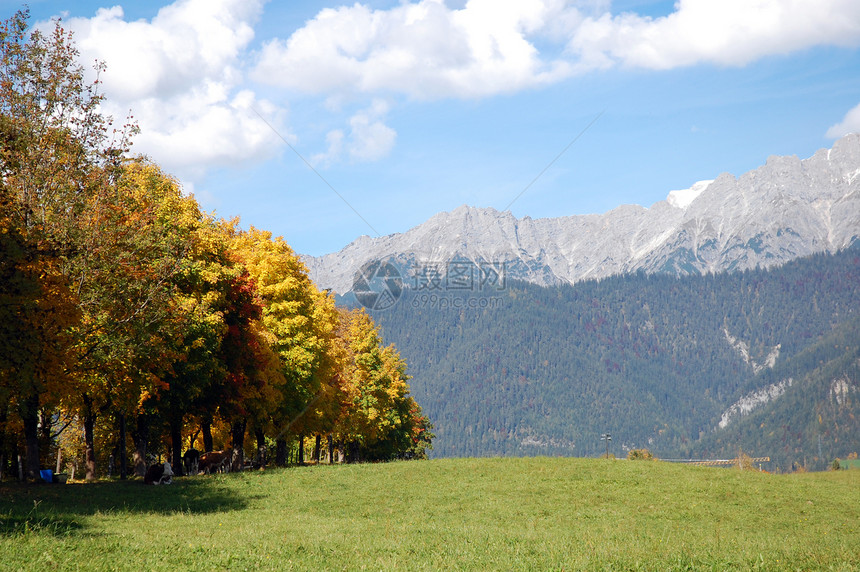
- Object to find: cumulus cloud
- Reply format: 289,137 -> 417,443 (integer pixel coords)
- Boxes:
53,0 -> 286,178
131,89 -> 286,178
312,129 -> 345,167
253,0 -> 582,99
568,0 -> 860,70
347,100 -> 397,161
41,0 -> 860,178
313,100 -> 397,165
254,0 -> 860,100
827,103 -> 860,138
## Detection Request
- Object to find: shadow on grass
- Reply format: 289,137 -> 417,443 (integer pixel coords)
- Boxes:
0,512 -> 83,537
0,476 -> 249,537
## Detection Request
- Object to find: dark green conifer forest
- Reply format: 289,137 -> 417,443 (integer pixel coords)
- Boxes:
360,247 -> 860,471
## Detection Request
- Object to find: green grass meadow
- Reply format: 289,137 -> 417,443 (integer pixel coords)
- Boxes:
1,457 -> 858,570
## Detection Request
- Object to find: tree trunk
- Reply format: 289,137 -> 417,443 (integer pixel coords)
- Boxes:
132,414 -> 149,477
254,427 -> 266,468
108,445 -> 116,477
118,413 -> 127,480
188,428 -> 201,451
298,434 -> 304,465
275,439 -> 287,466
0,406 -> 7,480
327,435 -> 334,464
202,418 -> 214,453
39,409 -> 53,466
230,419 -> 246,471
170,420 -> 184,476
347,441 -> 361,464
20,393 -> 40,481
82,394 -> 96,481
313,435 -> 321,463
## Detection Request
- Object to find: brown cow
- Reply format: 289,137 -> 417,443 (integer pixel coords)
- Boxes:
198,449 -> 232,474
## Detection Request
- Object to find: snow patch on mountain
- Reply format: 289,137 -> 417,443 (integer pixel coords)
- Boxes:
667,180 -> 713,209
762,344 -> 781,370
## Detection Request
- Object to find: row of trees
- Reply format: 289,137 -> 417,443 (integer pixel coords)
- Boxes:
0,10 -> 431,481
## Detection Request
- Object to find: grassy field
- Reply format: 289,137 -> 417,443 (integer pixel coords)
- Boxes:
1,457 -> 857,571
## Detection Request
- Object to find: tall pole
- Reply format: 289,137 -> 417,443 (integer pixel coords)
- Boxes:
601,433 -> 612,458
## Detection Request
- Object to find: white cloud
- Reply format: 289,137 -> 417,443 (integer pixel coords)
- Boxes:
52,0 -> 287,178
131,89 -> 286,178
568,0 -> 860,70
312,129 -> 345,167
254,0 -> 860,100
347,100 -> 397,161
253,0 -> 581,99
40,0 -> 860,179
313,100 -> 397,165
827,103 -> 860,138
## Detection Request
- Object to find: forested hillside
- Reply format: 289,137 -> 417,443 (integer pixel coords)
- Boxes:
689,315 -> 860,470
365,247 -> 860,470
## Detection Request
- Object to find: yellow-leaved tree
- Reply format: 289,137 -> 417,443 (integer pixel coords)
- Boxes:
227,225 -> 345,465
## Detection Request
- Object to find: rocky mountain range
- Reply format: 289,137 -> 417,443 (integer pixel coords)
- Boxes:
304,134 -> 860,293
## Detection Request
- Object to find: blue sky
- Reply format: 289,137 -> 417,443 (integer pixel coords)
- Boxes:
12,0 -> 860,256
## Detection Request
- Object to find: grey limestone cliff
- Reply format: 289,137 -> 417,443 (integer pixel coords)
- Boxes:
304,134 -> 860,293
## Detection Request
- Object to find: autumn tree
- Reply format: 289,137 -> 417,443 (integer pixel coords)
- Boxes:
0,9 -> 212,479
226,225 -> 345,465
333,309 -> 432,462
142,207 -> 236,476
71,160 -> 208,479
0,181 -> 78,478
0,9 -> 431,479
0,10 -> 137,479
205,265 -> 281,472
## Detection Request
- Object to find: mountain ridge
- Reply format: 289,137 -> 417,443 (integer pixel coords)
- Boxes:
304,134 -> 860,293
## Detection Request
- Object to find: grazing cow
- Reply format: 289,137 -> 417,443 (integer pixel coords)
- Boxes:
144,461 -> 174,485
198,449 -> 231,474
183,448 -> 200,476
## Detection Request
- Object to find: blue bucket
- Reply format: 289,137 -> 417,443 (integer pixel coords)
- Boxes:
40,469 -> 53,482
